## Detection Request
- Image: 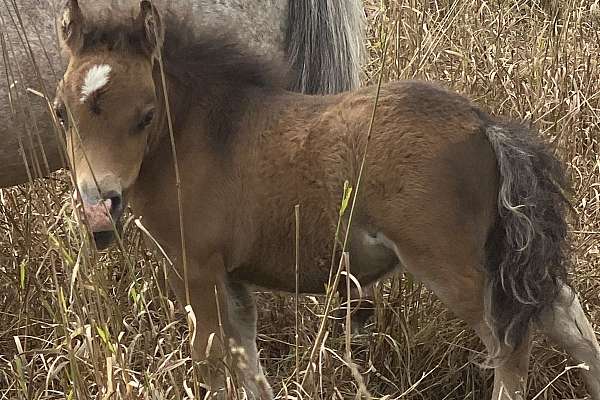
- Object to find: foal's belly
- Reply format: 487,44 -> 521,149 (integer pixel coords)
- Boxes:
231,226 -> 401,294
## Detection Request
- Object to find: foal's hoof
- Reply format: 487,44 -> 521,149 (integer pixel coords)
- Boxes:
332,301 -> 375,334
351,306 -> 375,334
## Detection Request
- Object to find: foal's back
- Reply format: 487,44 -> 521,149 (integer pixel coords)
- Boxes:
237,81 -> 499,293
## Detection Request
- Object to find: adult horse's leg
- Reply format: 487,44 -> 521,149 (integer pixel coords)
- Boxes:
168,255 -> 270,399
538,284 -> 600,399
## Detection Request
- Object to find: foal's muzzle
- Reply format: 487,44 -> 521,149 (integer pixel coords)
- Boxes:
78,189 -> 125,250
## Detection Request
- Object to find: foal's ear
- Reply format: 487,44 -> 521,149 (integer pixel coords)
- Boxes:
60,0 -> 84,53
138,1 -> 164,58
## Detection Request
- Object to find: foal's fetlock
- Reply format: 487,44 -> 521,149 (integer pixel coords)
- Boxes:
228,339 -> 273,399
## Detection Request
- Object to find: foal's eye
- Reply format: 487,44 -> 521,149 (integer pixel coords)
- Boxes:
54,103 -> 69,130
137,108 -> 155,131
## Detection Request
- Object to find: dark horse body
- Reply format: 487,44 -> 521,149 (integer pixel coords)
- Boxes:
54,2 -> 600,399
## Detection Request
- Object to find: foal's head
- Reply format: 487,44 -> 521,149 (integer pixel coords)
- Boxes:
54,0 -> 163,248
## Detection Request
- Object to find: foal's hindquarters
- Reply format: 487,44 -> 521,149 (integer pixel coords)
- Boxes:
323,83 -> 600,400
136,82 -> 600,399
332,84 -> 600,399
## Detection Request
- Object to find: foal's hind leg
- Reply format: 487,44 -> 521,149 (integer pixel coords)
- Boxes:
538,284 -> 600,399
475,321 -> 532,400
450,267 -> 533,398
404,256 -> 531,399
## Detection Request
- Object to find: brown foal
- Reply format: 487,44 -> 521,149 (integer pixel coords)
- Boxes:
53,1 -> 600,398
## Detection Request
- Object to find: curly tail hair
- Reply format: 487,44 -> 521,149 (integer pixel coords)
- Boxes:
484,122 -> 570,351
285,0 -> 366,94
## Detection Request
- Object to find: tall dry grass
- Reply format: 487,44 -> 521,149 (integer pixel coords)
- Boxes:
1,0 -> 599,399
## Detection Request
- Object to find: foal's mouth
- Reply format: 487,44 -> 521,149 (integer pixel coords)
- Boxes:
90,217 -> 124,250
93,231 -> 117,250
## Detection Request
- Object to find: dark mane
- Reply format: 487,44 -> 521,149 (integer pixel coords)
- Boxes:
160,12 -> 285,91
158,11 -> 286,150
75,7 -> 285,90
74,8 -> 148,56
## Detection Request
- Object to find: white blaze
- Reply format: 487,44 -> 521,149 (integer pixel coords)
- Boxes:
80,64 -> 112,103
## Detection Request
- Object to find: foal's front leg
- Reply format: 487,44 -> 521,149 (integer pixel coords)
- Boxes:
168,255 -> 271,399
224,280 -> 272,398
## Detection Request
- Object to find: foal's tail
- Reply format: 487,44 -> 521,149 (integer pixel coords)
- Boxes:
285,0 -> 366,94
484,122 -> 570,353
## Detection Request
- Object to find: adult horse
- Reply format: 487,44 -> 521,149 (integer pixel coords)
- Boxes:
0,0 -> 364,187
54,1 -> 600,399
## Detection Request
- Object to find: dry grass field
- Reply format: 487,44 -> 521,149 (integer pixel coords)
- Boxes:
1,0 -> 599,399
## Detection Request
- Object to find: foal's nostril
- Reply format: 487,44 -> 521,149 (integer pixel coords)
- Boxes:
102,190 -> 123,216
108,196 -> 123,218
109,195 -> 121,211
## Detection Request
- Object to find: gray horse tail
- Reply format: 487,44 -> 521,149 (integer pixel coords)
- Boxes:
285,0 -> 366,94
484,122 -> 570,353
